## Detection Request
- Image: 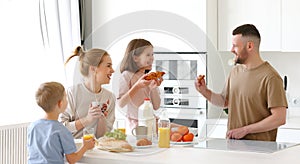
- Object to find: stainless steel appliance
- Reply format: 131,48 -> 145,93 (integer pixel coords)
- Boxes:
153,52 -> 207,130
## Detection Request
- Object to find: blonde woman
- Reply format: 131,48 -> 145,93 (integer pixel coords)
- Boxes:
59,46 -> 116,139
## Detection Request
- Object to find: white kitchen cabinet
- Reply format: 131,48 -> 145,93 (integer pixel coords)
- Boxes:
205,123 -> 227,139
277,128 -> 300,143
281,0 -> 300,52
218,0 -> 281,51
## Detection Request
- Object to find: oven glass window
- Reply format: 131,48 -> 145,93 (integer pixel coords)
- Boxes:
156,60 -> 197,80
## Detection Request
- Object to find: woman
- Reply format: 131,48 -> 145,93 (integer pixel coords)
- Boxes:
59,46 -> 115,139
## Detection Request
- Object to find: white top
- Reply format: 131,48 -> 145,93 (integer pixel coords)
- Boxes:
59,83 -> 116,139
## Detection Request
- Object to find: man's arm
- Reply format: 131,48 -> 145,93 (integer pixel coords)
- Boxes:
226,106 -> 286,139
194,79 -> 228,107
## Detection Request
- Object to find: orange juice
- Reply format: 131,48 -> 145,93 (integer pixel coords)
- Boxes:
118,128 -> 126,134
158,127 -> 170,148
83,134 -> 94,140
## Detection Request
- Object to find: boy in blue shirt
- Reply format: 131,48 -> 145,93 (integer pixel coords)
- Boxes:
27,82 -> 95,164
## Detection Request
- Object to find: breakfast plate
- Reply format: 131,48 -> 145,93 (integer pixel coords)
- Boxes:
170,141 -> 196,145
134,144 -> 153,149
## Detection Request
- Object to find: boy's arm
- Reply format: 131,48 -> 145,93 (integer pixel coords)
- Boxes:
65,139 -> 95,164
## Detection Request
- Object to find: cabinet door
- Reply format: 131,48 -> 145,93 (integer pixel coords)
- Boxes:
277,128 -> 300,143
206,124 -> 227,139
218,0 -> 281,51
282,0 -> 300,52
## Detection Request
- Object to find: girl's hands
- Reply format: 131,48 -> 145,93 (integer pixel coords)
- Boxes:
153,75 -> 163,86
134,74 -> 153,88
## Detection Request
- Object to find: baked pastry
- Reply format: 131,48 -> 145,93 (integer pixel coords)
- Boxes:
197,75 -> 205,82
136,138 -> 152,146
144,71 -> 165,80
97,136 -> 134,152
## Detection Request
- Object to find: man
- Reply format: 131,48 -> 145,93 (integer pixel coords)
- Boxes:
195,24 -> 287,141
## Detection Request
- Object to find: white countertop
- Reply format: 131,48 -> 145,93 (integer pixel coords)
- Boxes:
77,140 -> 300,164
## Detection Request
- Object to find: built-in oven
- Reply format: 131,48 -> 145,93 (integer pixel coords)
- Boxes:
153,52 -> 207,135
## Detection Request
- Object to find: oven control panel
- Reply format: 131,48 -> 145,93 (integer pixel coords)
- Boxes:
161,96 -> 206,109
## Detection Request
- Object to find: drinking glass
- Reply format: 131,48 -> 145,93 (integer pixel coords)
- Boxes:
116,119 -> 126,134
83,127 -> 95,140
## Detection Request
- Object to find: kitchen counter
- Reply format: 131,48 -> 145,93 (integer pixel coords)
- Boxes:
77,139 -> 300,164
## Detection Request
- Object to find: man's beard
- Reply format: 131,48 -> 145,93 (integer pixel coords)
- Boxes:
235,58 -> 241,65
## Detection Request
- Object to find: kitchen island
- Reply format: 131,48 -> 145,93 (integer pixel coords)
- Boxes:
77,139 -> 300,164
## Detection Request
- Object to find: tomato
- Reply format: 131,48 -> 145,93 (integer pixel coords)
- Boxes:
170,132 -> 182,142
177,126 -> 189,135
182,133 -> 194,142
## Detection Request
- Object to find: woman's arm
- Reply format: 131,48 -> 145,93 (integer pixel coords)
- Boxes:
95,95 -> 116,138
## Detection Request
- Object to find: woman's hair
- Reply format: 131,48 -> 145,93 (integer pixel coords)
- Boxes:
120,39 -> 153,73
65,46 -> 109,77
35,82 -> 65,113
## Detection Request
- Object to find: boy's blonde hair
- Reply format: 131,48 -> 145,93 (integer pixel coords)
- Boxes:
35,82 -> 65,113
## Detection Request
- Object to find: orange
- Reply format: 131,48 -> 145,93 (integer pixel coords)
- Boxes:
177,126 -> 189,136
182,133 -> 194,142
170,132 -> 182,142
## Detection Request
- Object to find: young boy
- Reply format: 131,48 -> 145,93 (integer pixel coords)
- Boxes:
27,82 -> 95,164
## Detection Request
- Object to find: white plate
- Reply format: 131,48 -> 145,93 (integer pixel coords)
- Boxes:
170,141 -> 195,145
134,145 -> 153,149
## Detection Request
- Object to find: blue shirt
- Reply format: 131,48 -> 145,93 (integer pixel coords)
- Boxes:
27,119 -> 77,164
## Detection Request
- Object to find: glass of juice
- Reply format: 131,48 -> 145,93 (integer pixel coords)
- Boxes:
116,119 -> 126,134
83,127 -> 95,140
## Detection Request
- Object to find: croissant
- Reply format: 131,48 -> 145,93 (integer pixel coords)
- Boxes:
197,75 -> 205,82
136,138 -> 152,146
144,71 -> 165,80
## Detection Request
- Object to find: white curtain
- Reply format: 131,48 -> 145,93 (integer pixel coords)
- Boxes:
39,0 -> 81,87
0,0 -> 80,125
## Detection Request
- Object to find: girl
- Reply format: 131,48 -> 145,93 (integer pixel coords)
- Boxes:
59,46 -> 116,139
117,39 -> 163,131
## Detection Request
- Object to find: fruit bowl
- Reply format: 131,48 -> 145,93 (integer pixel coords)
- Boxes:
171,127 -> 198,136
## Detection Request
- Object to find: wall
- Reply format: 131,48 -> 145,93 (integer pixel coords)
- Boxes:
87,0 -> 207,120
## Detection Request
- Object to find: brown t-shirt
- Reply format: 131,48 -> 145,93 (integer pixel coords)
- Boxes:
222,62 -> 288,141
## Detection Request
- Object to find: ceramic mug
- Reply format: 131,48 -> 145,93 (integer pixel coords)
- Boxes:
131,126 -> 148,140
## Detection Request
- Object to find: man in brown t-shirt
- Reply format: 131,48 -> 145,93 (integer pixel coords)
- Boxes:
195,24 -> 288,141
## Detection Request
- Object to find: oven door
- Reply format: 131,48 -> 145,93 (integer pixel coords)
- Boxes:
153,52 -> 206,81
164,108 -> 207,138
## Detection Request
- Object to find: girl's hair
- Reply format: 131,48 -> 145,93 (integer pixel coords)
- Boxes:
35,82 -> 65,113
65,46 -> 109,77
120,39 -> 153,73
